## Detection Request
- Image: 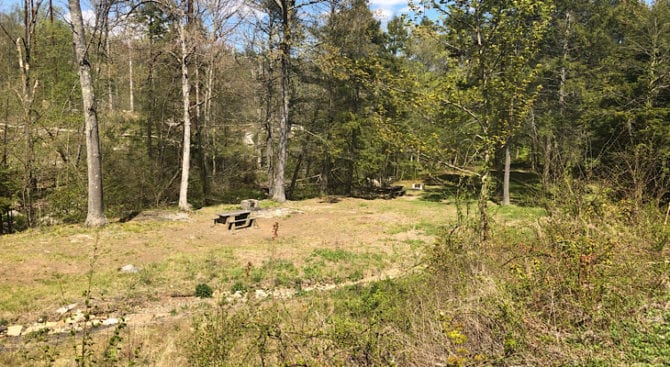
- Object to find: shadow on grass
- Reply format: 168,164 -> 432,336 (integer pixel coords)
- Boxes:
420,170 -> 544,207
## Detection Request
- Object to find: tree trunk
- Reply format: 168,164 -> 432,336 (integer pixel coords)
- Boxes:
272,0 -> 294,202
16,0 -> 38,226
502,142 -> 511,206
288,149 -> 304,200
320,153 -> 330,196
479,150 -> 492,242
264,58 -> 275,197
195,63 -> 210,206
177,20 -> 192,211
104,21 -> 113,112
68,0 -> 107,226
146,37 -> 155,159
543,134 -> 552,190
2,93 -> 8,167
128,42 -> 134,112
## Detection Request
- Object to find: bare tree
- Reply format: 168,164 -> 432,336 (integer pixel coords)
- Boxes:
68,0 -> 108,226
13,0 -> 41,226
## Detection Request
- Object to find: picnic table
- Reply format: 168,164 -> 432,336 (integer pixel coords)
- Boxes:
214,210 -> 256,230
374,185 -> 406,199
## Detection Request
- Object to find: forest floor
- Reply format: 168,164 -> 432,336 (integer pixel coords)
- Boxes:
0,188 -> 471,364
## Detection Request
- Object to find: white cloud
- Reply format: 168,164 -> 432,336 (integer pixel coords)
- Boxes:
370,0 -> 409,24
63,9 -> 97,27
372,8 -> 393,21
370,0 -> 409,7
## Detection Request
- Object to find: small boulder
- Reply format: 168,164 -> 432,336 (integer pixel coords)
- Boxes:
65,311 -> 85,324
102,318 -> 119,326
255,289 -> 269,299
7,325 -> 23,337
241,199 -> 261,211
56,303 -> 78,315
119,264 -> 141,273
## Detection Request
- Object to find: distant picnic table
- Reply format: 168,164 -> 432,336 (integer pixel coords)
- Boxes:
214,210 -> 256,230
374,185 -> 406,199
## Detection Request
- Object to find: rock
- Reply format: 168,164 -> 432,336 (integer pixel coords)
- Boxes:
7,325 -> 23,337
23,324 -> 48,335
65,311 -> 85,324
56,303 -> 78,315
241,199 -> 261,211
255,289 -> 269,299
119,264 -> 141,273
102,318 -> 119,326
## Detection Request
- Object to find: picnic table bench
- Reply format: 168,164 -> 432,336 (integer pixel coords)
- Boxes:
214,210 -> 256,230
374,185 -> 406,199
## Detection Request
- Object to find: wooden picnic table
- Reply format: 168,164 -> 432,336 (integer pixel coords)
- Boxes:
214,210 -> 256,230
374,185 -> 406,199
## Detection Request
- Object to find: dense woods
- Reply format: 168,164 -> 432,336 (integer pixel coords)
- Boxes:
0,0 -> 669,231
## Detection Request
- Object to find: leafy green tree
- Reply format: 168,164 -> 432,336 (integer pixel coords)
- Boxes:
424,0 -> 553,240
585,0 -> 670,208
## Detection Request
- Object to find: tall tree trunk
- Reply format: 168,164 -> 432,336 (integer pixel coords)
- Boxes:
68,0 -> 107,226
177,20 -> 192,211
272,0 -> 294,202
288,147 -> 305,200
105,21 -> 113,112
2,93 -> 8,167
263,57 -> 275,197
17,0 -> 39,226
146,37 -> 156,159
479,149 -> 492,242
543,134 -> 552,190
320,153 -> 330,196
502,142 -> 511,206
128,42 -> 134,112
195,63 -> 210,206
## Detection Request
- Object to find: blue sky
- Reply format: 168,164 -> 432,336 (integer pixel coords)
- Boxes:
1,0 -> 412,22
369,0 -> 410,22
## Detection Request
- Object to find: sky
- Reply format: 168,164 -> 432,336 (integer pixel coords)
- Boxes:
369,0 -> 411,22
1,0 -> 412,25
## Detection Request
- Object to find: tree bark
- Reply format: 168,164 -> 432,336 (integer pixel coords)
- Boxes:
502,142 -> 511,206
177,20 -> 192,211
2,93 -> 8,167
68,0 -> 107,226
128,42 -> 134,112
195,62 -> 210,206
479,149 -> 492,242
16,0 -> 39,226
272,0 -> 294,202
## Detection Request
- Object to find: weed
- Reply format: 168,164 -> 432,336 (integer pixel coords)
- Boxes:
230,281 -> 247,294
312,248 -> 352,262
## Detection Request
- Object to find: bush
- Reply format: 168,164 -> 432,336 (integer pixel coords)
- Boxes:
195,283 -> 213,298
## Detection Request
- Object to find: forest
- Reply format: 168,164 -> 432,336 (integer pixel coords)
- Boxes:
0,0 -> 669,365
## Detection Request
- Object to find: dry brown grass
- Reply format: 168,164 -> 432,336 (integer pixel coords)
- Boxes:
0,194 -> 453,365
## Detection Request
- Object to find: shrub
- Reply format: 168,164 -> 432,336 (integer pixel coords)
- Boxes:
195,283 -> 213,298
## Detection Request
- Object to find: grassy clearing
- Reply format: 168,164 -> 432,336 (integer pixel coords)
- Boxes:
182,205 -> 668,366
0,196 -> 448,365
4,186 -> 666,366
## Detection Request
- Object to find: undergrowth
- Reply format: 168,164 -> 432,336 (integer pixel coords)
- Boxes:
188,203 -> 669,366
